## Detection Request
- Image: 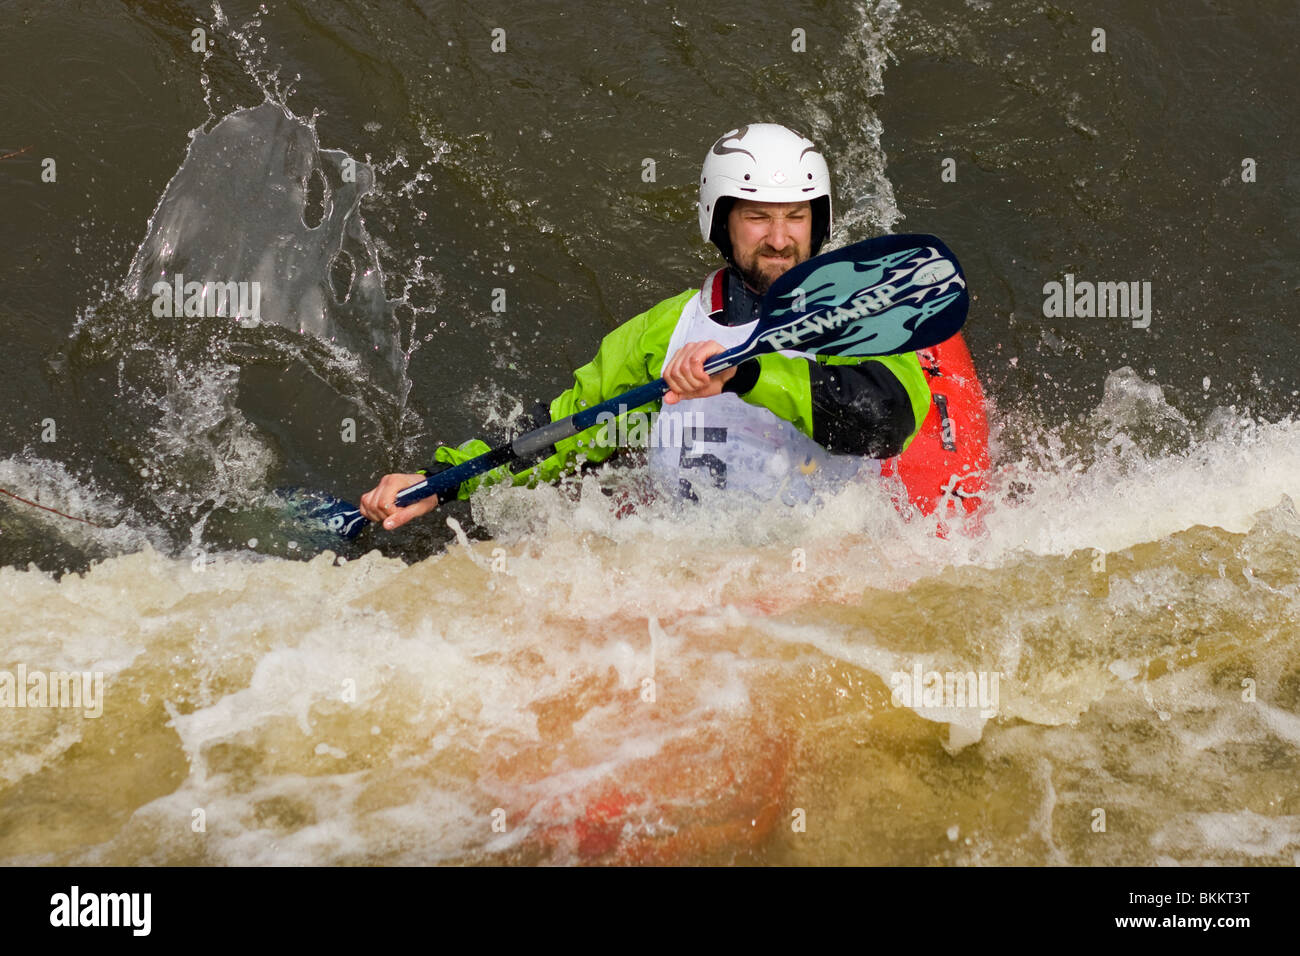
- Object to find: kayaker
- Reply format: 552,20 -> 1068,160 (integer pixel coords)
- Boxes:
359,123 -> 932,529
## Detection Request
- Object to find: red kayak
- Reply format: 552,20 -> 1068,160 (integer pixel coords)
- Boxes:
882,331 -> 990,525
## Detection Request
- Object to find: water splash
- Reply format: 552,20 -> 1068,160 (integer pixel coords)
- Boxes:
123,101 -> 406,399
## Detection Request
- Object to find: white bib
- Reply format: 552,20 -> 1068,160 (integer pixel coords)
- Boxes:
647,287 -> 878,504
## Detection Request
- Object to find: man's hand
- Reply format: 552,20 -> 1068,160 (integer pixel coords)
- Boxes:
662,340 -> 737,405
358,473 -> 439,530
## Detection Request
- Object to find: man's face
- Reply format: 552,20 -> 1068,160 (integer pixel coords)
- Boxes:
726,199 -> 813,294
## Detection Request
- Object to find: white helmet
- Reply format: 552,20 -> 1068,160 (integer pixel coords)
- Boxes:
698,123 -> 833,262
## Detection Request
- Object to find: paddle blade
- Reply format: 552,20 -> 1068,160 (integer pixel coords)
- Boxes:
755,234 -> 968,358
276,487 -> 369,540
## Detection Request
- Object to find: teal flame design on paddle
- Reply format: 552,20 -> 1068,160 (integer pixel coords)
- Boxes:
759,243 -> 966,356
768,248 -> 921,318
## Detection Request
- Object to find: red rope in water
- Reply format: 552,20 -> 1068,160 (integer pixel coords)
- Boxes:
0,486 -> 106,529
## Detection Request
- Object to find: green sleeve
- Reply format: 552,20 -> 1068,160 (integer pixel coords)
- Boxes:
432,289 -> 694,499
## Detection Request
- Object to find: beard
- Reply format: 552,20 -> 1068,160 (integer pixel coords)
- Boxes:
734,246 -> 804,294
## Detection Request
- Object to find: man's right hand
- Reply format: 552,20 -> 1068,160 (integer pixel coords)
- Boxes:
358,473 -> 439,530
662,340 -> 737,404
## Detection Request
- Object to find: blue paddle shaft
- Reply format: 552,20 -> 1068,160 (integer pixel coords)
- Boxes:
391,342 -> 765,511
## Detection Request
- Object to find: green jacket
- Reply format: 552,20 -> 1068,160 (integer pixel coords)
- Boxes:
432,286 -> 931,499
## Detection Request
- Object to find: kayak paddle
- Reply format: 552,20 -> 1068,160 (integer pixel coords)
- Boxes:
300,233 -> 969,539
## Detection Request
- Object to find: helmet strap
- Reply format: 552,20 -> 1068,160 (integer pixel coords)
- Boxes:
709,196 -> 737,263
